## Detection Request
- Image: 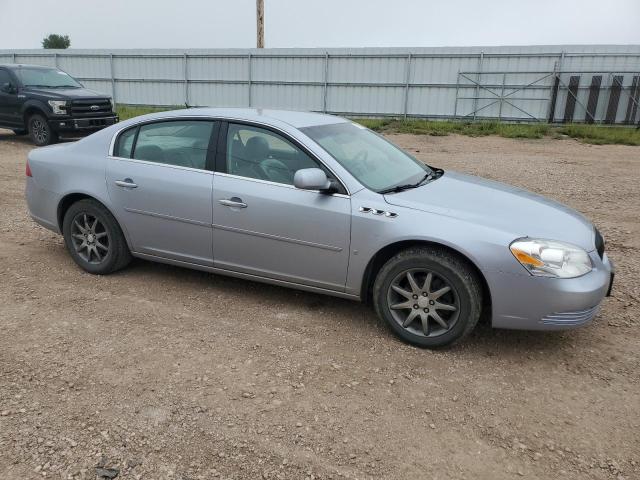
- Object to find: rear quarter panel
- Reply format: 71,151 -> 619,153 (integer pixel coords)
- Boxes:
26,125 -> 120,233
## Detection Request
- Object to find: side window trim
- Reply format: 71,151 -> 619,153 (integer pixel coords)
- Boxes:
217,120 -> 348,195
129,126 -> 140,159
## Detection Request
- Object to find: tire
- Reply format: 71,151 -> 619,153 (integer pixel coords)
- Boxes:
28,113 -> 58,146
12,128 -> 28,136
373,247 -> 482,348
62,199 -> 132,275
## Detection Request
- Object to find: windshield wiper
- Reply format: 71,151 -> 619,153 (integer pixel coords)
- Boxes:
378,169 -> 442,194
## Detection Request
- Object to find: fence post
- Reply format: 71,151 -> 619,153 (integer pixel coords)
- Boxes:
498,73 -> 506,120
403,53 -> 412,119
109,54 -> 117,106
183,53 -> 189,106
473,51 -> 484,121
11,52 -> 16,64
54,52 -> 58,68
247,53 -> 252,107
323,52 -> 329,113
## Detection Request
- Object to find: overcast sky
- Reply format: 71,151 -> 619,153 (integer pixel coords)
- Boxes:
1,0 -> 639,49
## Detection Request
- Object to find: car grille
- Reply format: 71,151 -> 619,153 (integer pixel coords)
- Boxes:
540,305 -> 600,326
595,228 -> 605,259
69,99 -> 113,117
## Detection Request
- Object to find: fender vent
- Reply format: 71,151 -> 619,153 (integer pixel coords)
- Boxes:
359,207 -> 398,218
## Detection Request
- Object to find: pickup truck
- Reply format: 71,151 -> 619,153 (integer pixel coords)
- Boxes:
0,63 -> 118,146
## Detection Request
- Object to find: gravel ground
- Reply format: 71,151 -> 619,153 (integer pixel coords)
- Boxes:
0,129 -> 639,480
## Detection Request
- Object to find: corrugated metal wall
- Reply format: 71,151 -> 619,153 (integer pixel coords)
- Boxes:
1,45 -> 639,123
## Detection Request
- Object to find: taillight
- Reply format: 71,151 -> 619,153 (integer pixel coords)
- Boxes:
26,160 -> 32,177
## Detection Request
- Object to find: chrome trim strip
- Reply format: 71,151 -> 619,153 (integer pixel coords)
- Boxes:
131,251 -> 360,301
124,207 -> 211,227
212,223 -> 343,252
213,172 -> 350,198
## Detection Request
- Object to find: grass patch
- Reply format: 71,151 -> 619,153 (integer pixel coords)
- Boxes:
351,118 -> 640,145
555,124 -> 640,146
116,104 -> 184,121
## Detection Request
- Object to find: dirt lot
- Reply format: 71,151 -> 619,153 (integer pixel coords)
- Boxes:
1,129 -> 639,480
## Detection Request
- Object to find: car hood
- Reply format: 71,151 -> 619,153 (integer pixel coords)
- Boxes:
22,87 -> 109,100
384,171 -> 596,251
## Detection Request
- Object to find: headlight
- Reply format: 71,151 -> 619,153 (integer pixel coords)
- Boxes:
47,100 -> 68,115
510,238 -> 592,278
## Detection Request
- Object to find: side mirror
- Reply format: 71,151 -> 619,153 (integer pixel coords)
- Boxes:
0,82 -> 16,94
294,168 -> 334,192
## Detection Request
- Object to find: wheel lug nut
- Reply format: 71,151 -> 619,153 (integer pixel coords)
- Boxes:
424,308 -> 429,313
413,304 -> 418,309
412,295 -> 418,299
429,300 -> 435,305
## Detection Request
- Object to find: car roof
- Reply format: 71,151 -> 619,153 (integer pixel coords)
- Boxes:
133,107 -> 350,129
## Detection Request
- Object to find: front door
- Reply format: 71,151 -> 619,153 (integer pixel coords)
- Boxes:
0,69 -> 21,126
106,119 -> 218,266
212,122 -> 351,291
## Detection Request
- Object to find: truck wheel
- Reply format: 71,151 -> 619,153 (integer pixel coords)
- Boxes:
12,129 -> 28,136
28,113 -> 58,146
373,247 -> 482,348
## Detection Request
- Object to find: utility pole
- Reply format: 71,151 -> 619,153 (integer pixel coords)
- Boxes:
256,0 -> 264,48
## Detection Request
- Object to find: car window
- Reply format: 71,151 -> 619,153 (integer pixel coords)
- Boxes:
132,121 -> 214,170
226,123 -> 320,185
0,69 -> 11,87
114,127 -> 137,158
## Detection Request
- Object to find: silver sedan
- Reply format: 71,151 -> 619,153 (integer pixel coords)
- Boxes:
25,108 -> 614,347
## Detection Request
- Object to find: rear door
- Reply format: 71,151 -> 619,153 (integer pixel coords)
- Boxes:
211,122 -> 351,291
106,119 -> 218,266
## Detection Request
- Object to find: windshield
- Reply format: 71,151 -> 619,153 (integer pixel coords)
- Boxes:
301,122 -> 431,192
18,67 -> 82,88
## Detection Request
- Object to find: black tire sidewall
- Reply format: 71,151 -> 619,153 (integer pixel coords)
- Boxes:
374,250 -> 481,348
62,200 -> 124,275
28,113 -> 57,146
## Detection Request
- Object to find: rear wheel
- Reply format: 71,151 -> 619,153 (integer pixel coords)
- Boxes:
373,247 -> 482,348
12,128 -> 27,136
28,113 -> 58,146
62,199 -> 131,275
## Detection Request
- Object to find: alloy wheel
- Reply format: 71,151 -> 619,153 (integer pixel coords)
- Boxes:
387,269 -> 460,338
70,212 -> 110,264
31,117 -> 48,144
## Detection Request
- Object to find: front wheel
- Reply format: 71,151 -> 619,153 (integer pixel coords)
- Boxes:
28,113 -> 58,146
62,199 -> 132,275
373,247 -> 482,348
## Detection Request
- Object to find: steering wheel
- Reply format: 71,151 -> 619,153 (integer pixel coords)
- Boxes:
350,150 -> 369,177
353,150 -> 368,163
259,158 -> 293,184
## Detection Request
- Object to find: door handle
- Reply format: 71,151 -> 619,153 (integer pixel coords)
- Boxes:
115,178 -> 138,188
219,198 -> 247,208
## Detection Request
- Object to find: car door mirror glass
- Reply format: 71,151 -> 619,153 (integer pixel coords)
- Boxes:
293,168 -> 333,191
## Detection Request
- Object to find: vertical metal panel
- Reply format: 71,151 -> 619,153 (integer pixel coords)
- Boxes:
605,75 -> 623,123
0,46 -> 638,122
625,76 -> 640,124
563,76 -> 580,123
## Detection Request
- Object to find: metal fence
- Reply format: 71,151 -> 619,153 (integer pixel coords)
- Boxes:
2,45 -> 639,124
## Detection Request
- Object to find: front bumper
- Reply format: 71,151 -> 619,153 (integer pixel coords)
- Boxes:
489,250 -> 613,331
49,115 -> 118,134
